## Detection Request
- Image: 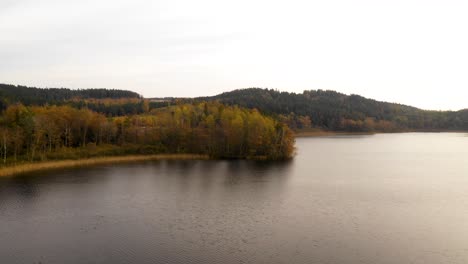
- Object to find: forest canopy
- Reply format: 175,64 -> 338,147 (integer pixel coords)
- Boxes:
0,102 -> 295,164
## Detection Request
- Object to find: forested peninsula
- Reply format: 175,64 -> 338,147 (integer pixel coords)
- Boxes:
0,84 -> 295,173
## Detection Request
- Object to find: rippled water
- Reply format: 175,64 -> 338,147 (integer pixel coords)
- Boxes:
2,133 -> 468,264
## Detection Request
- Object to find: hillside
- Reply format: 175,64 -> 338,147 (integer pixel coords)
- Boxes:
2,84 -> 468,132
195,88 -> 468,132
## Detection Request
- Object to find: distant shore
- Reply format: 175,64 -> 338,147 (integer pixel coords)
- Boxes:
294,129 -> 468,137
0,154 -> 209,177
294,129 -> 375,137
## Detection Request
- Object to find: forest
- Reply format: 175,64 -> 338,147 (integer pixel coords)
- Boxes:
3,83 -> 468,167
193,88 -> 468,132
0,84 -> 149,116
3,84 -> 468,135
0,100 -> 295,165
0,83 -> 140,105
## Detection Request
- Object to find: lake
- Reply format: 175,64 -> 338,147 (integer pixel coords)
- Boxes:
2,133 -> 468,264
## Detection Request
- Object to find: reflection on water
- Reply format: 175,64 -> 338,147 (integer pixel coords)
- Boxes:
0,159 -> 294,264
1,133 -> 468,264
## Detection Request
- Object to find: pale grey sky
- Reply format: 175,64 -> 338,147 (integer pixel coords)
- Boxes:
1,0 -> 467,110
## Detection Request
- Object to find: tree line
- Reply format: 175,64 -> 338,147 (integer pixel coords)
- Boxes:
0,102 -> 295,164
0,83 -> 141,109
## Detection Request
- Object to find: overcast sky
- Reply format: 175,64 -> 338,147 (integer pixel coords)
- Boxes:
1,0 -> 467,110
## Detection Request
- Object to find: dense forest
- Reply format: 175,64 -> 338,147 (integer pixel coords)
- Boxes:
0,84 -> 150,116
3,84 -> 468,134
0,83 -> 140,105
0,100 -> 295,164
192,88 -> 468,132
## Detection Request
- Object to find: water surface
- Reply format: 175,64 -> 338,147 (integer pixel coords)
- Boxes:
2,133 -> 468,264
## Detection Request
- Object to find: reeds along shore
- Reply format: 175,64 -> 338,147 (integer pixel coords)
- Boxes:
0,154 -> 209,177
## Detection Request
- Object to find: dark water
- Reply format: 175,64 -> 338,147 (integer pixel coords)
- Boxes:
2,133 -> 468,264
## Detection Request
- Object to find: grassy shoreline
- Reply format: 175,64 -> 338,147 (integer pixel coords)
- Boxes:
0,154 -> 209,177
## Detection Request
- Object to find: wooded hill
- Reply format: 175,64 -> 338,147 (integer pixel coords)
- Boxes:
3,84 -> 468,134
193,88 -> 468,132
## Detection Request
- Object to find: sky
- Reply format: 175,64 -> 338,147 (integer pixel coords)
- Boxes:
1,0 -> 467,110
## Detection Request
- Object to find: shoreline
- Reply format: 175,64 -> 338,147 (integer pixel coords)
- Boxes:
294,130 -> 376,137
294,129 -> 468,137
0,154 -> 209,177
